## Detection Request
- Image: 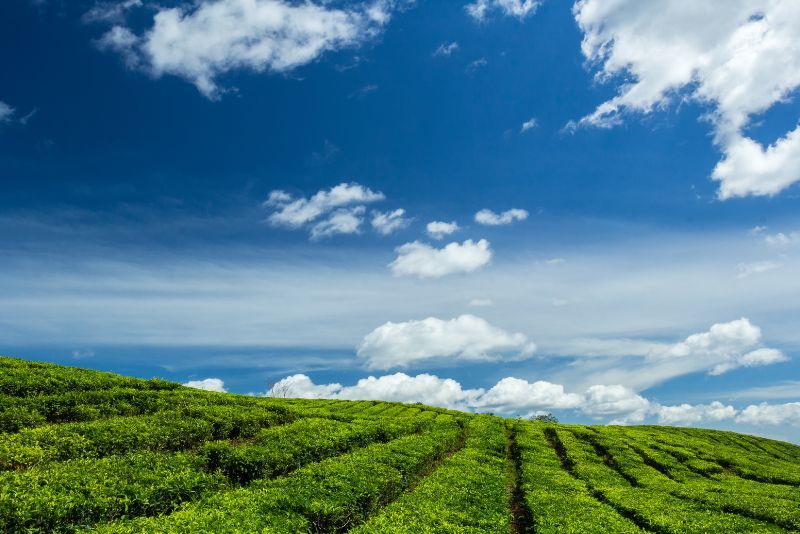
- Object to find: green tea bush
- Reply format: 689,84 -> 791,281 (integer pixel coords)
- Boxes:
0,452 -> 225,532
353,415 -> 511,533
0,356 -> 797,533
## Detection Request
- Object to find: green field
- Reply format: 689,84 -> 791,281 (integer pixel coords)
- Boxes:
0,356 -> 798,533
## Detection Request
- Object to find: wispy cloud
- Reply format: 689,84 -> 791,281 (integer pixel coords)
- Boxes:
465,58 -> 488,74
348,84 -> 379,99
736,261 -> 781,279
371,208 -> 411,235
433,41 -> 459,57
265,182 -> 384,239
0,101 -> 15,124
466,0 -> 541,21
474,208 -> 528,225
520,117 -> 537,132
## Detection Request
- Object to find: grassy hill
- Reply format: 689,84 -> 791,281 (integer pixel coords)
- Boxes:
0,356 -> 798,533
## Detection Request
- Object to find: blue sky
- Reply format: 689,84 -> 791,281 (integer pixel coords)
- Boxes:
2,0 -> 800,441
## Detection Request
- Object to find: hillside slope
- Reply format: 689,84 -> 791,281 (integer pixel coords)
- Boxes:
0,356 -> 798,533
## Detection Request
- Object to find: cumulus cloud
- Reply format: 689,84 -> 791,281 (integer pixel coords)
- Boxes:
266,373 -> 342,398
371,208 -> 410,235
97,0 -> 395,98
425,220 -> 459,240
520,117 -> 537,132
660,318 -> 788,376
657,401 -> 737,426
265,182 -> 384,239
356,314 -> 536,370
184,377 -> 227,392
433,42 -> 459,57
466,0 -> 540,21
572,0 -> 800,199
736,402 -> 800,426
582,385 -> 651,424
389,239 -> 492,278
266,371 -> 800,429
263,373 -> 618,417
475,208 -> 528,226
476,377 -> 583,413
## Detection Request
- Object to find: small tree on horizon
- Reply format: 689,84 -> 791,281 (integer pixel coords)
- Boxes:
531,412 -> 559,423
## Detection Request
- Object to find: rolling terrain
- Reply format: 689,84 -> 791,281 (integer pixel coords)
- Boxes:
0,356 -> 798,533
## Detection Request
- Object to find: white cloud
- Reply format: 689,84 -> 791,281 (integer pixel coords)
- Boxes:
266,182 -> 384,239
709,347 -> 788,376
266,373 -> 342,398
660,318 -> 783,375
266,372 -> 799,429
0,101 -> 15,123
765,231 -> 800,247
520,117 -> 537,132
83,0 -> 142,24
99,0 -> 395,98
433,42 -> 459,57
560,318 -> 788,391
389,239 -> 492,278
267,372 -> 480,409
349,84 -> 379,99
357,314 -> 536,370
310,206 -> 366,240
465,58 -> 488,74
267,182 -> 384,227
371,208 -> 410,235
340,374 -> 481,408
572,0 -> 800,199
263,373 -> 617,417
264,371 -> 800,432
545,257 -> 565,265
474,208 -> 528,226
477,377 -> 583,413
468,297 -> 494,307
736,402 -> 800,426
657,401 -> 737,426
466,0 -> 540,21
736,260 -> 781,278
425,220 -> 459,240
184,377 -> 227,392
582,384 -> 651,423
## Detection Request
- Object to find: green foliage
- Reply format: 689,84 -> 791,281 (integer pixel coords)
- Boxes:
0,452 -> 225,532
0,356 -> 798,533
531,412 -> 559,423
95,420 -> 462,533
353,415 -> 511,533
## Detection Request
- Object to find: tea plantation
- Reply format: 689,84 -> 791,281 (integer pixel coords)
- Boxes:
1,356 -> 798,533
